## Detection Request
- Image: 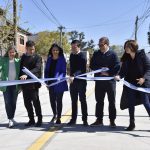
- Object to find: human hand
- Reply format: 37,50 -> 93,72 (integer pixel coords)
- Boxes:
69,76 -> 74,84
114,75 -> 121,81
19,75 -> 27,80
136,78 -> 145,85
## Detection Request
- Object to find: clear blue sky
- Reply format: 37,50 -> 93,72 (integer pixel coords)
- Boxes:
1,0 -> 150,51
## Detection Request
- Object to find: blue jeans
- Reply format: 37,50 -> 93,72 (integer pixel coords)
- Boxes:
127,87 -> 150,120
3,85 -> 18,119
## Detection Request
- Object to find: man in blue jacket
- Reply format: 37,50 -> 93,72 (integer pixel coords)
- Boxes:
90,37 -> 120,127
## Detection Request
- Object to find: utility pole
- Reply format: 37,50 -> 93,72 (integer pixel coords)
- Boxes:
13,0 -> 17,47
58,26 -> 65,47
135,16 -> 138,41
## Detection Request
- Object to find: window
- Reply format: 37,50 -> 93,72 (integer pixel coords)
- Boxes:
20,35 -> 24,45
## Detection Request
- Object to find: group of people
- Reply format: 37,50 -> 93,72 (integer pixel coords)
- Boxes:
0,37 -> 150,131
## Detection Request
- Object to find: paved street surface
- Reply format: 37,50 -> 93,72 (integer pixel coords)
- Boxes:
0,82 -> 150,150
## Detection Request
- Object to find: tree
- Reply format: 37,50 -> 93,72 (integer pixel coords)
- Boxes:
85,39 -> 95,54
68,30 -> 95,50
0,1 -> 22,54
68,30 -> 78,41
35,31 -> 70,57
110,45 -> 124,59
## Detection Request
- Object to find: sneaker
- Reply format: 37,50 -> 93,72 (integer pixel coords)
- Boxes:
8,119 -> 14,128
67,120 -> 76,126
25,120 -> 35,127
50,116 -> 56,123
90,119 -> 103,126
109,121 -> 116,128
83,121 -> 88,126
55,119 -> 61,126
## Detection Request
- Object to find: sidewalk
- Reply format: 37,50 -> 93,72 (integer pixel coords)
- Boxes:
0,82 -> 150,150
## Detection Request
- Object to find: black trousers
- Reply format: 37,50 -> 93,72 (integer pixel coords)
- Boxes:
70,80 -> 88,121
49,88 -> 64,118
95,80 -> 116,121
22,88 -> 42,120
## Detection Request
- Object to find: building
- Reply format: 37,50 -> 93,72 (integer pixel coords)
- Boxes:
0,7 -> 32,56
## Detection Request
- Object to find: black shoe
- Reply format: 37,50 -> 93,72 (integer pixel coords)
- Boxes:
35,120 -> 42,127
50,116 -> 56,123
125,124 -> 135,131
90,119 -> 103,126
83,121 -> 88,126
109,120 -> 116,128
55,119 -> 61,126
25,120 -> 35,127
67,120 -> 76,126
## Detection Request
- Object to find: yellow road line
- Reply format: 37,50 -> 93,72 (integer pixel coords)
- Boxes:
28,87 -> 94,150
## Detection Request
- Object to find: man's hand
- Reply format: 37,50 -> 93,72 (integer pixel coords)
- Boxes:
136,78 -> 145,85
114,75 -> 121,81
20,75 -> 27,80
101,72 -> 109,76
68,76 -> 74,84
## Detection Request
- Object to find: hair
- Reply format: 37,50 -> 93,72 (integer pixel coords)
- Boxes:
120,40 -> 139,62
48,43 -> 64,57
99,37 -> 109,46
26,40 -> 35,47
124,40 -> 138,53
4,45 -> 18,58
71,40 -> 81,47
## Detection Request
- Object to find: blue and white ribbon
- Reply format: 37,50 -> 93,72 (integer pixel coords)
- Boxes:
1,66 -> 150,94
123,80 -> 150,94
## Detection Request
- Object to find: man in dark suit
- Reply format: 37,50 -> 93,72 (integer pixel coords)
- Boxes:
20,40 -> 43,127
90,37 -> 120,127
67,40 -> 88,126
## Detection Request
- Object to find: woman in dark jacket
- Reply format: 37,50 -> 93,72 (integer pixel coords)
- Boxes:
115,40 -> 150,131
44,44 -> 68,125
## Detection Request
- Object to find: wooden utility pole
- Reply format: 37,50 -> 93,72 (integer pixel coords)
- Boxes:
58,26 -> 65,47
135,16 -> 138,41
13,0 -> 17,46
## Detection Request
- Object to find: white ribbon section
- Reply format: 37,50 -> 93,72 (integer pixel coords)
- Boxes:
0,78 -> 60,87
123,80 -> 150,94
77,67 -> 109,77
22,67 -> 47,86
76,76 -> 114,80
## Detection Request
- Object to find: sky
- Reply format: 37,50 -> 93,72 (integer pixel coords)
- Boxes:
1,0 -> 150,51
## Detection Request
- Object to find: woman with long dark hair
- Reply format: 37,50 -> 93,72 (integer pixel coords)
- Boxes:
44,44 -> 68,125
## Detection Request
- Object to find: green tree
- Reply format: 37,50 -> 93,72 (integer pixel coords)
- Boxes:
85,39 -> 95,54
35,31 -> 70,57
0,1 -> 22,53
111,45 -> 124,59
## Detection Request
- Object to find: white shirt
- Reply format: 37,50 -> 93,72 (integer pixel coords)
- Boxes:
8,59 -> 16,81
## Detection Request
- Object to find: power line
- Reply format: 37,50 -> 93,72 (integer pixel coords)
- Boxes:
31,0 -> 58,26
41,0 -> 62,26
66,0 -> 145,30
66,19 -> 132,30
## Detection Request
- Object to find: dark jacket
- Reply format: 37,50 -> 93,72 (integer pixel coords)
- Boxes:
44,55 -> 68,93
90,49 -> 120,78
69,51 -> 87,77
119,50 -> 150,88
20,53 -> 42,89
